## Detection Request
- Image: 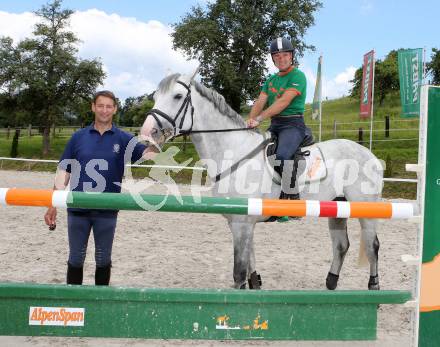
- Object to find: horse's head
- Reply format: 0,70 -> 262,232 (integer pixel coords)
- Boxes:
140,67 -> 199,148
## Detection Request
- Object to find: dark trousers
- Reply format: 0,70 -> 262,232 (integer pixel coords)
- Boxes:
67,210 -> 118,268
269,117 -> 306,191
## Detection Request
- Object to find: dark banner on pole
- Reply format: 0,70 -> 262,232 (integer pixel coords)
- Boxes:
359,50 -> 375,119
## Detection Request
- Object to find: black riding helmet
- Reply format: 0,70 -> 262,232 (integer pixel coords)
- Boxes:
269,37 -> 294,65
270,37 -> 294,54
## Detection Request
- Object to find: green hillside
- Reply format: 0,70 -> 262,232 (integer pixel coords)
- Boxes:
0,92 -> 419,199
303,92 -> 418,198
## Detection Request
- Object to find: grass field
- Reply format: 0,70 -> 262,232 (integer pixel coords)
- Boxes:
0,93 -> 419,198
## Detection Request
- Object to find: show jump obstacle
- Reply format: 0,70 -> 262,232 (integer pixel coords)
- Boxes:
0,283 -> 410,340
0,86 -> 438,345
0,188 -> 415,219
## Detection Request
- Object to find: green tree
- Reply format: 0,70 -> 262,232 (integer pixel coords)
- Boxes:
349,66 -> 363,99
0,0 -> 105,155
350,50 -> 399,106
172,0 -> 322,112
121,95 -> 153,127
427,48 -> 440,85
374,50 -> 399,106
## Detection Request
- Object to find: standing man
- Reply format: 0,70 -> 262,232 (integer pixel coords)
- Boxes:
44,90 -> 151,286
247,37 -> 307,199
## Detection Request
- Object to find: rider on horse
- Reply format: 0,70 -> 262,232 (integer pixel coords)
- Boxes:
247,37 -> 307,200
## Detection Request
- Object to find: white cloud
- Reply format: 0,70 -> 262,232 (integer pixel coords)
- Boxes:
0,11 -> 38,41
322,66 -> 357,99
0,9 -> 357,105
0,9 -> 198,101
300,58 -> 356,102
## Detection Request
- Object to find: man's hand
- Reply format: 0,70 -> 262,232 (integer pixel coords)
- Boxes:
246,118 -> 260,128
143,146 -> 159,160
44,207 -> 57,231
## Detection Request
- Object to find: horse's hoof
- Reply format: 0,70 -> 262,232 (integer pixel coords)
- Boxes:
248,271 -> 262,290
368,275 -> 380,290
326,272 -> 339,290
239,283 -> 246,290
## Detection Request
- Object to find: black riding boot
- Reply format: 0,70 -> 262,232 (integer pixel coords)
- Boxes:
280,167 -> 299,200
279,165 -> 301,221
95,263 -> 111,286
67,262 -> 83,285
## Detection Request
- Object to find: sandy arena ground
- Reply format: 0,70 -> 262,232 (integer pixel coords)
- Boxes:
0,170 -> 418,347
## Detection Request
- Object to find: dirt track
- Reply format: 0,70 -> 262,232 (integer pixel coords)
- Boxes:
0,170 -> 417,346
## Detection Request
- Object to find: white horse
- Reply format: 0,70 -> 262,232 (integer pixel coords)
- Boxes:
140,71 -> 384,290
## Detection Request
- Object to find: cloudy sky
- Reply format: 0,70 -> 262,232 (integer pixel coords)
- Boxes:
0,0 -> 438,103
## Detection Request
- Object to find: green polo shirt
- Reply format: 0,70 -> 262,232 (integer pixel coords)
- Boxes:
261,66 -> 307,115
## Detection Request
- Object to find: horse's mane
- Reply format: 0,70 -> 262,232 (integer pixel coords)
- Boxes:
193,81 -> 247,128
157,73 -> 248,128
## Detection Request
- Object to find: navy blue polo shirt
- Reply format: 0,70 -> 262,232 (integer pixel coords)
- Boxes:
59,123 -> 146,195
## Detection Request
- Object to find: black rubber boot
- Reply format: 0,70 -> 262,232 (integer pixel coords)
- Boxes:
95,263 -> 111,286
67,262 -> 83,285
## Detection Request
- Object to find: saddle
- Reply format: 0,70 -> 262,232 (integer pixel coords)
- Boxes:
266,126 -> 314,176
265,127 -> 327,191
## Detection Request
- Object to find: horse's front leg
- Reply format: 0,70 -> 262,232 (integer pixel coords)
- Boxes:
228,219 -> 255,289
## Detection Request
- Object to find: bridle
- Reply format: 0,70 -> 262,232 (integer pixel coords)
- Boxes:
145,79 -> 271,182
146,80 -> 250,139
146,80 -> 195,138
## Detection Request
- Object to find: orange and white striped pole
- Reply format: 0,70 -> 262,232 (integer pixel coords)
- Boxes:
0,188 -> 415,219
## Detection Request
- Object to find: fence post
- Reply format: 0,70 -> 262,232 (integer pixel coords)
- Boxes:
6,126 -> 10,139
52,123 -> 56,138
358,127 -> 364,145
182,135 -> 187,153
333,120 -> 337,138
385,116 -> 390,138
28,124 -> 32,137
10,128 -> 20,158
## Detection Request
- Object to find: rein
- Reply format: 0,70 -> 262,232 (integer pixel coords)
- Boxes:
147,80 -> 252,137
214,137 -> 272,183
147,78 -> 269,182
177,127 -> 251,136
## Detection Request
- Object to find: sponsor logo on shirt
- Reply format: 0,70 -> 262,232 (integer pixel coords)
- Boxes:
113,144 -> 120,154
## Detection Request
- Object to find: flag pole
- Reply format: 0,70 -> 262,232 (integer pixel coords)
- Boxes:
319,54 -> 323,142
369,50 -> 375,151
423,46 -> 426,84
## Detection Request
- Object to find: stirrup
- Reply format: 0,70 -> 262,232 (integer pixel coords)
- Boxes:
280,191 -> 300,200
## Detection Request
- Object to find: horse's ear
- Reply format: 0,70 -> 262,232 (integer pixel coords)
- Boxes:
190,64 -> 200,81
